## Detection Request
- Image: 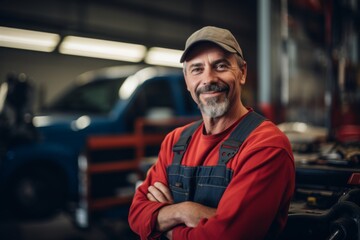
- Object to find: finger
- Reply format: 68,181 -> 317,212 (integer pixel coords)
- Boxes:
165,230 -> 173,239
154,182 -> 174,203
148,185 -> 168,203
147,192 -> 158,202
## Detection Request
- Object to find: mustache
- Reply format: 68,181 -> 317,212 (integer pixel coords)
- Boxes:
196,83 -> 229,96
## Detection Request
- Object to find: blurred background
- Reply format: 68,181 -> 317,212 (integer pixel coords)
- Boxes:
0,0 -> 359,239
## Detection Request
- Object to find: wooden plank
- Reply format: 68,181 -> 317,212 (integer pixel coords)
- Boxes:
89,196 -> 133,210
87,135 -> 138,149
88,161 -> 138,173
87,134 -> 166,149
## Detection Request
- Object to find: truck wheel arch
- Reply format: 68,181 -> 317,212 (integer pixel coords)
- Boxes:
4,160 -> 68,219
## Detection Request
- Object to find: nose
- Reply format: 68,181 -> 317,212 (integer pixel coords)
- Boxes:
202,68 -> 218,85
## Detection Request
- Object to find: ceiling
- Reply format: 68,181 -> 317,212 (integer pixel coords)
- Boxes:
0,0 -> 258,54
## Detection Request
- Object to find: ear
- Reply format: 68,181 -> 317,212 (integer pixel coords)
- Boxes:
183,74 -> 191,91
240,62 -> 247,85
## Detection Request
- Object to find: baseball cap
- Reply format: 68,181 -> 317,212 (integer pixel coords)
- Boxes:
180,26 -> 244,63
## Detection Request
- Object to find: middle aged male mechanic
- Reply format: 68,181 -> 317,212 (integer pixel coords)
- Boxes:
128,26 -> 295,240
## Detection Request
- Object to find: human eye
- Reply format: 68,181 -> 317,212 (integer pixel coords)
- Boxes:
190,66 -> 203,75
215,61 -> 230,71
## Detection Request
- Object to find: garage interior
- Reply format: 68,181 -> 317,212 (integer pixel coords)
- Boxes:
0,0 -> 360,239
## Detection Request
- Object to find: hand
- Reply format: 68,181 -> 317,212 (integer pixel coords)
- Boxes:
156,201 -> 216,232
147,182 -> 216,233
176,201 -> 216,228
147,182 -> 174,204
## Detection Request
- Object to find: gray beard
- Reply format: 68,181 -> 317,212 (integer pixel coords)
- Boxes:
198,96 -> 230,118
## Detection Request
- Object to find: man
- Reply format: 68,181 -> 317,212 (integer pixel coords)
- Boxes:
128,26 -> 295,240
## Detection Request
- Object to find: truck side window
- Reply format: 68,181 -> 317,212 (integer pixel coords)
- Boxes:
143,78 -> 174,111
125,78 -> 175,131
179,79 -> 198,115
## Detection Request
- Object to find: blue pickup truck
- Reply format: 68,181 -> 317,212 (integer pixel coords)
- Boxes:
0,65 -> 199,219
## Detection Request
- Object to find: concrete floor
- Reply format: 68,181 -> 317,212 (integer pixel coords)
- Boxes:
0,213 -> 138,240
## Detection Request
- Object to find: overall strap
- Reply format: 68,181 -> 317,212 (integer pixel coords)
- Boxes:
172,120 -> 203,165
218,111 -> 266,165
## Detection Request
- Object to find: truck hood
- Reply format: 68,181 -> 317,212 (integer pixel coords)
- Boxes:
32,112 -> 99,136
32,112 -> 113,134
31,113 -> 108,151
33,113 -> 83,128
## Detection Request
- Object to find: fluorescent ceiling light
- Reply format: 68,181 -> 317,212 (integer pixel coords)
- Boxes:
0,26 -> 60,52
59,36 -> 146,62
0,82 -> 8,112
145,47 -> 183,68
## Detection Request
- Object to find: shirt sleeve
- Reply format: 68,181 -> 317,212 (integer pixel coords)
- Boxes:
172,146 -> 295,240
128,131 -> 177,240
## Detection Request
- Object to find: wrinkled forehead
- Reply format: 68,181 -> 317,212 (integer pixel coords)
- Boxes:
184,42 -> 233,63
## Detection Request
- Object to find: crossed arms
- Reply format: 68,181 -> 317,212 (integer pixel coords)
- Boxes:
128,141 -> 295,240
147,182 -> 216,239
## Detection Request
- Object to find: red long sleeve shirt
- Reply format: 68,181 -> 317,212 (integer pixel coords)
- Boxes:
128,115 -> 295,240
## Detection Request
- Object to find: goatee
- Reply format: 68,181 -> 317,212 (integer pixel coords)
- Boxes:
196,83 -> 230,118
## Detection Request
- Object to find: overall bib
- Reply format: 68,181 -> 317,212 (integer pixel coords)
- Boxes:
167,112 -> 265,208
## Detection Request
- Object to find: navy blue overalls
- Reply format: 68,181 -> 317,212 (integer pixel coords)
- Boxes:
167,111 -> 265,208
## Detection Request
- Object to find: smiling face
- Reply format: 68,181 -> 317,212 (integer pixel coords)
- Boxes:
183,43 -> 247,118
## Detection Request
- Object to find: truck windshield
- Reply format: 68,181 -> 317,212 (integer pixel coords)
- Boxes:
46,78 -> 126,114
